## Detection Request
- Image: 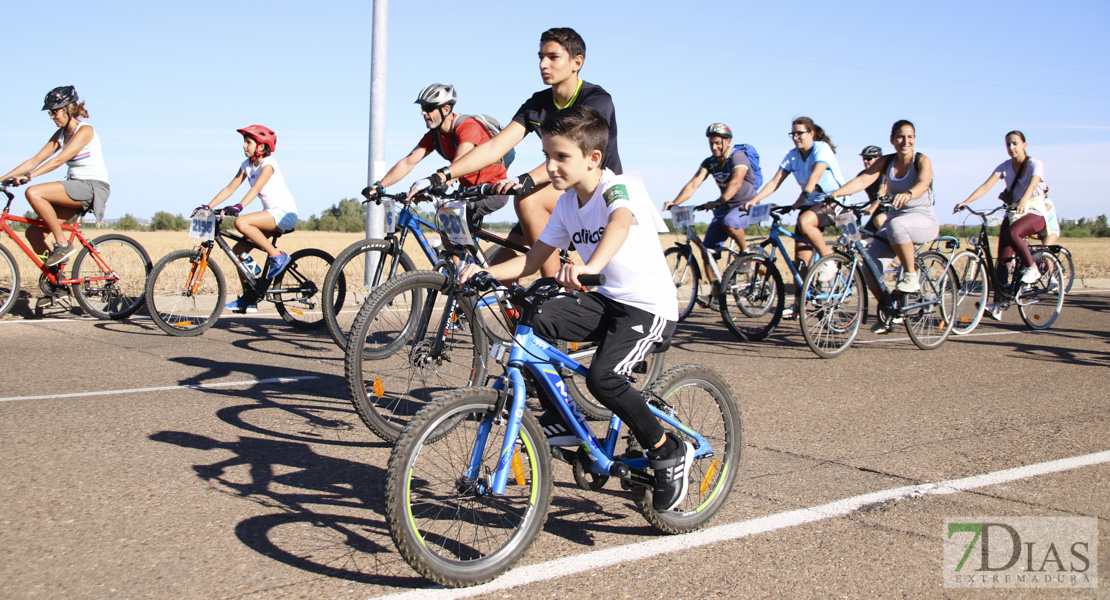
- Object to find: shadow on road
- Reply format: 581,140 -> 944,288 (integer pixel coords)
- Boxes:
150,430 -> 425,587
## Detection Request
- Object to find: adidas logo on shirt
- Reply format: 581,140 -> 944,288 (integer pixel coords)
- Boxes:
631,324 -> 644,334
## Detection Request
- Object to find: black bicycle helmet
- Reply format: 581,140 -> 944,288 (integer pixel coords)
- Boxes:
43,86 -> 78,111
706,123 -> 733,138
860,145 -> 882,158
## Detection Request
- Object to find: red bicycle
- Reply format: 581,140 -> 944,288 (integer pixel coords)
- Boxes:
0,179 -> 151,319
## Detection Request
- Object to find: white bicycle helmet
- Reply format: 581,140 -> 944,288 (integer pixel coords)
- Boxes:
415,83 -> 457,108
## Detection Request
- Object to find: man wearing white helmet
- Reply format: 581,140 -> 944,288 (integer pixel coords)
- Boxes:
664,123 -> 759,257
363,83 -> 509,233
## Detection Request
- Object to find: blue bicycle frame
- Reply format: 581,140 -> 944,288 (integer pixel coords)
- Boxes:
756,214 -> 813,293
472,323 -> 713,496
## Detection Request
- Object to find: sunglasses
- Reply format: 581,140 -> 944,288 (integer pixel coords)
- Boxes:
788,130 -> 810,138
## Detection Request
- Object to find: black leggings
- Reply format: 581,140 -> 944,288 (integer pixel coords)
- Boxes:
531,292 -> 675,448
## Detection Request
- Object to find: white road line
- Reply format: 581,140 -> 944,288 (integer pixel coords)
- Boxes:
374,449 -> 1110,600
856,328 -> 1042,344
0,376 -> 320,403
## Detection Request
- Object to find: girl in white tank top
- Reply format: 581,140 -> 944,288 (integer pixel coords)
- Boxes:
0,86 -> 110,267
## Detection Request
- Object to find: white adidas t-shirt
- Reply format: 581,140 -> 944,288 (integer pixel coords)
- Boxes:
240,156 -> 297,214
539,169 -> 678,321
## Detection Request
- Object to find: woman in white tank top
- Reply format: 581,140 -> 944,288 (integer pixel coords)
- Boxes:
1,86 -> 111,268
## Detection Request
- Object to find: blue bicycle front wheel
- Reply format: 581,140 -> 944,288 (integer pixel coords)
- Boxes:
385,387 -> 552,587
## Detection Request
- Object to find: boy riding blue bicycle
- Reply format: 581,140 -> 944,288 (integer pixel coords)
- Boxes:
458,104 -> 691,511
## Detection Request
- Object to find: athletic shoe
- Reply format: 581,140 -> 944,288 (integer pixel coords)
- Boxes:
782,303 -> 797,320
870,318 -> 893,334
979,301 -> 1004,321
1020,266 -> 1042,284
245,304 -> 258,314
266,252 -> 291,279
895,272 -> 920,293
648,432 -> 695,512
43,243 -> 77,268
816,260 -> 838,283
225,296 -> 253,313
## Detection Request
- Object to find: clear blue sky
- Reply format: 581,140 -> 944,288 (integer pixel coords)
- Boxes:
2,0 -> 1107,226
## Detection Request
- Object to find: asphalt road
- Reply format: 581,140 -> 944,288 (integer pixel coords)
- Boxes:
1,289 -> 1107,599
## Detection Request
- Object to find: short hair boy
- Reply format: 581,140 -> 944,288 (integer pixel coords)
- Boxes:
458,104 -> 691,512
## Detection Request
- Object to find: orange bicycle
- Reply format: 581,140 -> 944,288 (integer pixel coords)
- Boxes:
0,179 -> 151,319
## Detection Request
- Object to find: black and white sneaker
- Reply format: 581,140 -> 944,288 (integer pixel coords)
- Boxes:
648,432 -> 695,512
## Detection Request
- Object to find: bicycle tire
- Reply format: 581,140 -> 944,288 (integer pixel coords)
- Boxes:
272,247 -> 334,330
903,251 -> 957,350
144,248 -> 226,336
719,253 -> 784,342
323,239 -> 416,348
0,244 -> 20,318
799,252 -> 865,359
385,387 -> 552,587
631,364 -> 742,533
664,246 -> 699,321
344,270 -> 486,443
949,250 -> 988,335
1018,250 -> 1064,330
555,339 -> 666,421
1054,246 -> 1075,294
70,234 -> 152,319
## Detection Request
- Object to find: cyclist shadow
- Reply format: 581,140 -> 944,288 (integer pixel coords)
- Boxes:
165,356 -> 371,446
962,328 -> 1110,368
224,318 -> 341,359
669,313 -> 801,357
542,480 -> 662,547
149,430 -> 424,587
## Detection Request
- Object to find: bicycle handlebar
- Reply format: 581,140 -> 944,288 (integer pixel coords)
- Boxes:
821,194 -> 895,215
363,182 -> 524,206
955,204 -> 1007,219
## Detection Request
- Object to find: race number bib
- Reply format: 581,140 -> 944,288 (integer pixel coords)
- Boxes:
834,212 -> 861,242
189,211 -> 216,241
748,203 -> 771,224
383,197 -> 397,234
436,201 -> 475,247
670,206 -> 695,234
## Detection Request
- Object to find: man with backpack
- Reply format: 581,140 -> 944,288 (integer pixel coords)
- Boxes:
362,83 -> 510,233
664,123 -> 762,258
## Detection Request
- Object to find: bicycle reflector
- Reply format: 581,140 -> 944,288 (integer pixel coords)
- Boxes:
511,450 -> 526,486
700,460 -> 720,494
373,377 -> 385,399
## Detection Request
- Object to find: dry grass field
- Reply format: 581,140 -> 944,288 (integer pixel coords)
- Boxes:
4,228 -> 1109,295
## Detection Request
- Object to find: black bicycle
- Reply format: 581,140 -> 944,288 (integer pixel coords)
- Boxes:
948,205 -> 1065,333
144,207 -> 335,336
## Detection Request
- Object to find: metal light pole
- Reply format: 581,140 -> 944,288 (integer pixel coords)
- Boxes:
364,0 -> 388,283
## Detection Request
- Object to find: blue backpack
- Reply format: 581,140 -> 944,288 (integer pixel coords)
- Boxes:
733,144 -> 763,191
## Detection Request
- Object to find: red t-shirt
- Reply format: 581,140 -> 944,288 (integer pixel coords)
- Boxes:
417,117 -> 508,186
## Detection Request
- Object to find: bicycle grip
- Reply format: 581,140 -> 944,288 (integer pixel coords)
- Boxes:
578,274 -> 605,287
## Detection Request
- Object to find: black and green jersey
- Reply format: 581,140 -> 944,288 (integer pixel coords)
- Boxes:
512,80 -> 622,174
